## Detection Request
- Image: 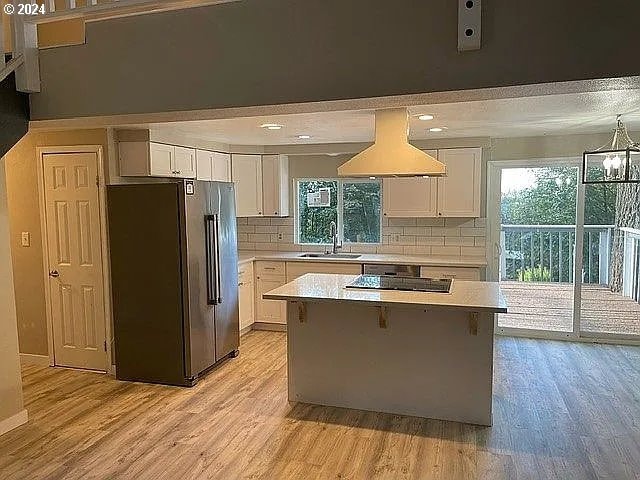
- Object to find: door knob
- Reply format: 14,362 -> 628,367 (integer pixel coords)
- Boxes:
49,270 -> 60,278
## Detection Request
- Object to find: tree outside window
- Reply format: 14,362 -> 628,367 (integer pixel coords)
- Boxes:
296,179 -> 381,244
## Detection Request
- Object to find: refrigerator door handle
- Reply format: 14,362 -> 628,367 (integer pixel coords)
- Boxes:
205,215 -> 219,305
213,213 -> 223,304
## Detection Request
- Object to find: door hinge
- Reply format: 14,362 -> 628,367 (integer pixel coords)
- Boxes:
103,340 -> 107,352
96,176 -> 100,187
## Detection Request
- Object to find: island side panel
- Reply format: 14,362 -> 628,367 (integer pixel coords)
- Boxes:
286,301 -> 494,426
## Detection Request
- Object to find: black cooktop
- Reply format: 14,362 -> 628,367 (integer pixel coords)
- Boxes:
346,275 -> 453,293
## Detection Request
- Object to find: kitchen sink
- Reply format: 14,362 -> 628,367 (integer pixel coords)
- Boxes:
299,253 -> 362,259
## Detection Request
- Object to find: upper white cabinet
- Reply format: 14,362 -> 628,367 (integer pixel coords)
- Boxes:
383,148 -> 482,218
232,154 -> 263,217
119,141 -> 196,178
231,154 -> 289,217
261,154 -> 289,217
196,150 -> 231,182
383,150 -> 438,218
436,148 -> 482,217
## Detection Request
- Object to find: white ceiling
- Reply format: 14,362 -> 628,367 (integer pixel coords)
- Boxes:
150,90 -> 640,145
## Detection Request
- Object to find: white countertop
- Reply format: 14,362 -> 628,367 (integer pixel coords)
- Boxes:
237,250 -> 487,268
263,273 -> 507,313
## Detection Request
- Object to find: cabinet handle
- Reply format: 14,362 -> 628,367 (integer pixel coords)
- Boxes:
176,171 -> 181,175
274,211 -> 278,215
238,282 -> 244,286
264,267 -> 276,270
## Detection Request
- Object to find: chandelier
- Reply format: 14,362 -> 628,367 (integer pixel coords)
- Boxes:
582,115 -> 640,184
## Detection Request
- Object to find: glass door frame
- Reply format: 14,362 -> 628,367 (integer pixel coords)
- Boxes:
487,157 -> 640,344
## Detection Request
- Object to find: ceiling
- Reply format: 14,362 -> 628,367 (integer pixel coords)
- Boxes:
149,89 -> 640,146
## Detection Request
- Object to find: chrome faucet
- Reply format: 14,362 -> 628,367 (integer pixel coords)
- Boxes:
329,221 -> 341,254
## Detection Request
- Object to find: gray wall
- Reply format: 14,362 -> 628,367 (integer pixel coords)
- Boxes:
30,0 -> 640,120
0,73 -> 29,158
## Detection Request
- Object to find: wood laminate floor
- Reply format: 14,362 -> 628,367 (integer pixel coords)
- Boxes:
1,331 -> 639,480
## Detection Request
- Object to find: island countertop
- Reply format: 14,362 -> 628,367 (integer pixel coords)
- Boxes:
263,273 -> 507,313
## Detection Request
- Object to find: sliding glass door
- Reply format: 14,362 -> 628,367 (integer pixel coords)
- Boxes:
489,159 -> 640,342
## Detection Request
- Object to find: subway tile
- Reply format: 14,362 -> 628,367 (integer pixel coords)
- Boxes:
382,226 -> 404,235
461,246 -> 486,257
460,227 -> 486,237
431,227 -> 461,237
382,217 -> 390,226
388,218 -> 417,227
391,235 -> 416,245
350,245 -> 378,254
445,237 -> 475,247
431,246 -> 461,256
474,218 -> 487,228
277,243 -> 301,252
254,242 -> 278,251
238,225 -> 255,234
416,236 -> 445,246
475,237 -> 486,247
237,233 -> 249,242
416,218 -> 445,227
255,226 -> 278,234
248,233 -> 271,243
247,217 -> 272,226
278,225 -> 294,234
236,218 -> 249,225
403,227 -> 430,236
402,246 -> 432,255
270,217 -> 294,226
376,245 -> 405,254
444,218 -> 476,228
238,242 -> 255,250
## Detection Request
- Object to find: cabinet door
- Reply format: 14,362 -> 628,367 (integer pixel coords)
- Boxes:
174,146 -> 196,178
437,148 -> 482,217
238,280 -> 254,331
255,276 -> 286,324
196,149 -> 214,181
212,152 -> 232,182
382,150 -> 438,217
261,154 -> 288,216
149,142 -> 175,177
232,154 -> 263,216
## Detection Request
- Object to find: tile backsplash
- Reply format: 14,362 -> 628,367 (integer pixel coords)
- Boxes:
237,217 -> 487,257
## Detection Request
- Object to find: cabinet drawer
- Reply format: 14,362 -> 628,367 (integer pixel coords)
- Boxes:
420,266 -> 481,281
255,261 -> 285,277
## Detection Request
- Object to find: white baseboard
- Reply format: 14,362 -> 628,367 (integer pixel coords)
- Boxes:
0,409 -> 28,436
19,353 -> 50,366
252,322 -> 287,332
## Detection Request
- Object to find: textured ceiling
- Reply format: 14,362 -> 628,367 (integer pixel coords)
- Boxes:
150,90 -> 640,145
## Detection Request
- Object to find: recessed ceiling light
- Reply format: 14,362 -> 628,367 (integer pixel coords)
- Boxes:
297,134 -> 311,139
418,114 -> 434,121
260,123 -> 283,130
429,127 -> 446,132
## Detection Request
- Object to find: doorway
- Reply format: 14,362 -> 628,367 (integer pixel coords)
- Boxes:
39,148 -> 109,371
488,159 -> 640,342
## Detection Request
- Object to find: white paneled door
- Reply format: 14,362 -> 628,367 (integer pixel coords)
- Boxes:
43,152 -> 107,371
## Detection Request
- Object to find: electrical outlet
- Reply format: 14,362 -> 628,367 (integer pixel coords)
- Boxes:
21,232 -> 30,247
393,234 -> 401,243
277,233 -> 283,241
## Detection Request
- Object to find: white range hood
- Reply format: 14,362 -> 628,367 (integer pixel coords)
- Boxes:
337,108 -> 446,178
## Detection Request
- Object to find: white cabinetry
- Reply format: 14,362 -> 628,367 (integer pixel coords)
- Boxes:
238,262 -> 254,332
383,150 -> 438,217
382,148 -> 482,218
232,154 -> 263,217
196,150 -> 231,182
231,154 -> 289,217
436,148 -> 482,217
254,262 -> 287,324
119,141 -> 196,178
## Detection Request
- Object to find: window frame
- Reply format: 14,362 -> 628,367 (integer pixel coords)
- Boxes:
294,177 -> 383,246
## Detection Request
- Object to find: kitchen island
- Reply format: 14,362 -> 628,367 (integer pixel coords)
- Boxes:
264,273 -> 507,426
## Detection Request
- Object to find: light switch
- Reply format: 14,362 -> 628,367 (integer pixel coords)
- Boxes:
21,232 -> 30,247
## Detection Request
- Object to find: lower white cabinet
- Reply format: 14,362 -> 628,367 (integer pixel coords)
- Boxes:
238,263 -> 254,332
254,262 -> 287,324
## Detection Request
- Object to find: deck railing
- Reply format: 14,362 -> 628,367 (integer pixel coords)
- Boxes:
500,225 -> 614,284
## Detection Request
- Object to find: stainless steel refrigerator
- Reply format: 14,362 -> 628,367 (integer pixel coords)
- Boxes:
107,180 -> 239,386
